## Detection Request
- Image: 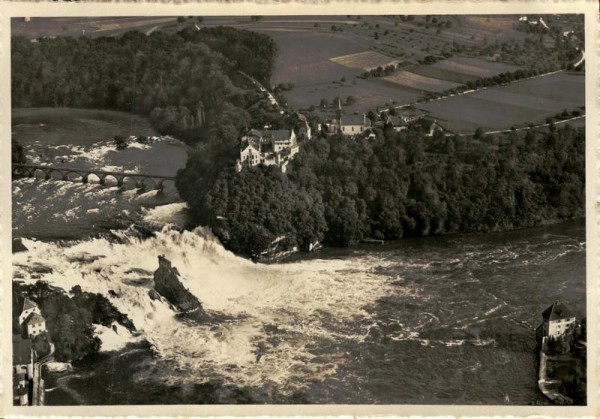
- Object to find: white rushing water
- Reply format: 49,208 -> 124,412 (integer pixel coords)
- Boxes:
13,208 -> 400,393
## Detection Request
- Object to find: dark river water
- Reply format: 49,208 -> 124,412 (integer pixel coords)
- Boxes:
13,109 -> 586,405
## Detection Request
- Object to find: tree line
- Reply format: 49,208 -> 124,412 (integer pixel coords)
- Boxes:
176,124 -> 585,258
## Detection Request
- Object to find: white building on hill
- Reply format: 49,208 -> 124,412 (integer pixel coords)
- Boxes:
237,129 -> 299,173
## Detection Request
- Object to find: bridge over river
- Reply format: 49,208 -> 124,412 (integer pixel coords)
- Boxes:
12,164 -> 175,191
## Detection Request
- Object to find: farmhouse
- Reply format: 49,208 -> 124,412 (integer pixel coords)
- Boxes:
385,115 -> 408,132
381,108 -> 428,132
397,108 -> 425,124
236,128 -> 299,173
540,301 -> 576,339
425,121 -> 445,137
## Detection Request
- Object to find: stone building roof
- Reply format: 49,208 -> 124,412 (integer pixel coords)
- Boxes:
264,129 -> 292,141
386,115 -> 408,127
20,298 -> 38,312
542,301 -> 573,321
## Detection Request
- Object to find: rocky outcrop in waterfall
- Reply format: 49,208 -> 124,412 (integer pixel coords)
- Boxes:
153,255 -> 204,315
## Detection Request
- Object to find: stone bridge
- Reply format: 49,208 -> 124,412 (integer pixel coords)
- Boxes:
12,164 -> 176,191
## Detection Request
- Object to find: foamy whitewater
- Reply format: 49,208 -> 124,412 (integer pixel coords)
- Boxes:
13,223 -> 395,394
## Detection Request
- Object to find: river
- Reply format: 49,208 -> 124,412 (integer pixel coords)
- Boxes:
12,109 -> 586,405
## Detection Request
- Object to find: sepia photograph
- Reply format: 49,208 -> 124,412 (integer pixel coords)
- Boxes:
3,3 -> 596,415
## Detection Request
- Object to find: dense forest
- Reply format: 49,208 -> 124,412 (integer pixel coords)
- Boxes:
12,28 -> 277,144
177,125 -> 585,258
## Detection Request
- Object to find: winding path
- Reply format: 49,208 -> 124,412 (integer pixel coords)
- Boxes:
238,70 -> 281,111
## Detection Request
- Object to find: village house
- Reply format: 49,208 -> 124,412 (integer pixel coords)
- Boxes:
541,301 -> 577,339
395,108 -> 425,124
384,115 -> 409,132
236,128 -> 299,173
18,298 -> 47,338
378,108 -> 427,132
322,117 -> 340,134
425,121 -> 445,137
296,112 -> 312,141
13,334 -> 33,406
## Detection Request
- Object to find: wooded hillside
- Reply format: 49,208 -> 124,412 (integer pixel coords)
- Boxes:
177,125 -> 585,258
12,28 -> 277,144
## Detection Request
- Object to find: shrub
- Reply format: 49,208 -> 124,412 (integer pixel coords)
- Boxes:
114,135 -> 127,150
12,138 -> 26,164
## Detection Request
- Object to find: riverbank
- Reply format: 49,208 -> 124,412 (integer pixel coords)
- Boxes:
274,217 -> 586,265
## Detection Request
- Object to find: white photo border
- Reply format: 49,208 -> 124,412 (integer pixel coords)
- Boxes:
0,1 -> 598,417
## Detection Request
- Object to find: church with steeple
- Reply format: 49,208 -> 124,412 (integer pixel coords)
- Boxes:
322,96 -> 371,136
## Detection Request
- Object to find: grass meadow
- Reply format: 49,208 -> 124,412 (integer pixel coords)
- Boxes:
416,72 -> 585,133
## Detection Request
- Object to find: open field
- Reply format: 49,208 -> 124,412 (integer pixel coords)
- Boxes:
12,17 -> 179,38
418,95 -> 551,134
281,78 -> 421,113
407,65 -> 480,84
384,70 -> 461,92
348,15 -> 537,64
242,16 -> 576,112
432,15 -> 530,45
264,30 -> 365,87
416,72 -> 585,133
331,50 -> 399,71
432,57 -> 522,78
499,71 -> 584,104
257,28 -> 422,111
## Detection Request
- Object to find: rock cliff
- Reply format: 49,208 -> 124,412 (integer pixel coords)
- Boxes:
152,255 -> 204,314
